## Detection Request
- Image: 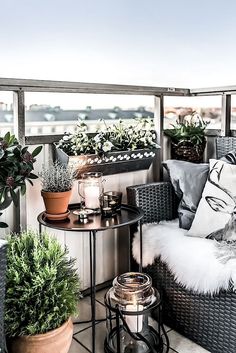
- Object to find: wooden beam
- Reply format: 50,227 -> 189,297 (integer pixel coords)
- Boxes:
221,94 -> 231,137
191,85 -> 236,95
0,77 -> 190,96
13,90 -> 25,144
153,95 -> 164,181
13,90 -> 27,232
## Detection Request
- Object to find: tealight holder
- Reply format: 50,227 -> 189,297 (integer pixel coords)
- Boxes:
104,191 -> 123,212
73,209 -> 93,223
100,191 -> 122,217
100,194 -> 114,218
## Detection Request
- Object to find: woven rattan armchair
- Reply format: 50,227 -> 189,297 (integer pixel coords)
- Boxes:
0,240 -> 7,353
127,137 -> 236,353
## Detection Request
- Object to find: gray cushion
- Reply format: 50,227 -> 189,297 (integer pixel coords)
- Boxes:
163,160 -> 209,230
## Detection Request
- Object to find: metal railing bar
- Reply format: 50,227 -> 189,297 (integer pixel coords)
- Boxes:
191,85 -> 236,95
25,134 -> 64,145
221,94 -> 231,137
0,77 -> 190,96
25,129 -> 222,146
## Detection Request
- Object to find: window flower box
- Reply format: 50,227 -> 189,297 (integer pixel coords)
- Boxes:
55,146 -> 157,177
55,118 -> 159,177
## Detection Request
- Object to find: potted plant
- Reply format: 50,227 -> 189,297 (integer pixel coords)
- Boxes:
0,132 -> 42,227
164,112 -> 209,163
39,162 -> 75,220
56,118 -> 159,176
5,229 -> 80,353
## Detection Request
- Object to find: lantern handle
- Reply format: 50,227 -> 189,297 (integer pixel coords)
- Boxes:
116,305 -> 158,353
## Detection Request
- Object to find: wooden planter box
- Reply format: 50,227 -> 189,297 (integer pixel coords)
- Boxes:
55,146 -> 158,177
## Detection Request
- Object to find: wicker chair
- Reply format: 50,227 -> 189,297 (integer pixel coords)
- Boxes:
127,137 -> 236,353
0,240 -> 7,353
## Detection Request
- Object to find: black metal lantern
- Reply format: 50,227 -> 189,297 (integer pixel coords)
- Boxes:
104,272 -> 167,353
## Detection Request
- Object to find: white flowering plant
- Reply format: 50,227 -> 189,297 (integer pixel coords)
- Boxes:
58,118 -> 158,156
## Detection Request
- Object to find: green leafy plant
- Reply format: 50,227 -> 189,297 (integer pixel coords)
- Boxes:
0,212 -> 7,228
165,113 -> 209,145
39,162 -> 75,192
58,117 -> 159,156
0,132 -> 42,207
5,230 -> 80,337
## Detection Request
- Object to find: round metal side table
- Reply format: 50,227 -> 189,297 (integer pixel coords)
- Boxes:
37,203 -> 144,353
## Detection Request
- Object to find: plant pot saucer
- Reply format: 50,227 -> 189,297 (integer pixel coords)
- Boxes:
44,210 -> 70,221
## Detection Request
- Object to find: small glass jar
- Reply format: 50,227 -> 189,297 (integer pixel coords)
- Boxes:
104,272 -> 162,353
100,191 -> 122,217
104,191 -> 122,212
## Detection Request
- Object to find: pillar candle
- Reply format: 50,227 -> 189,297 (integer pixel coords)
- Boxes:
84,185 -> 100,209
125,303 -> 143,333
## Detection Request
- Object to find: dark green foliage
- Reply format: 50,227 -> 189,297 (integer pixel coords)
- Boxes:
165,113 -> 209,145
5,230 -> 80,337
0,212 -> 7,228
0,132 -> 42,209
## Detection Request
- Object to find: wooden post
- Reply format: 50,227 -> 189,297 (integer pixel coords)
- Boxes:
13,90 -> 27,232
153,95 -> 164,181
221,94 -> 231,137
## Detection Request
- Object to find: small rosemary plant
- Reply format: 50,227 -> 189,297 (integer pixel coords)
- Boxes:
5,229 -> 80,336
39,162 -> 75,192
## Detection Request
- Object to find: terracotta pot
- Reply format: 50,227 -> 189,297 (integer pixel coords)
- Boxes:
7,318 -> 73,353
41,189 -> 72,215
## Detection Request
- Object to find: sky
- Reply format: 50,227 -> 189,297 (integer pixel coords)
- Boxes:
0,0 -> 236,108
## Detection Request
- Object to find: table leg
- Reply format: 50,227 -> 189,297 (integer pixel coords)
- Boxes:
89,230 -> 97,353
139,221 -> 143,272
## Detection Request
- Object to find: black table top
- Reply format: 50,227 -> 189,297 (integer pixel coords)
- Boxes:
37,203 -> 143,232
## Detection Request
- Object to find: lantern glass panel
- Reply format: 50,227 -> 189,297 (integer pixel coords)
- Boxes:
105,272 -> 162,353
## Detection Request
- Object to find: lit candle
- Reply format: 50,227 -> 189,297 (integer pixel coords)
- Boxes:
84,185 -> 100,209
125,302 -> 143,333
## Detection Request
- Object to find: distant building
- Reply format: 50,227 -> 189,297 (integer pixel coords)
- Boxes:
0,107 -> 154,123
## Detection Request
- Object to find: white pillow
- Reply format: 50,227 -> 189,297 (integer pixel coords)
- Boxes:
187,159 -> 236,240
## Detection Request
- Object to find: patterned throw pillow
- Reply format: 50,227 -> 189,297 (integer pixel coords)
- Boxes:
220,149 -> 236,164
187,159 -> 236,240
163,150 -> 236,231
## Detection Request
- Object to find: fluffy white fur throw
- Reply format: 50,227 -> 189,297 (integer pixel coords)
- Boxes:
133,219 -> 236,294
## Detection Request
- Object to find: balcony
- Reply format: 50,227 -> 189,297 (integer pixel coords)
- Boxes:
1,78 -> 235,353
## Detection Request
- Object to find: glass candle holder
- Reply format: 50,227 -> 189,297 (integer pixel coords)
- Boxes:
78,172 -> 104,211
100,194 -> 114,217
100,191 -> 122,217
104,272 -> 163,353
104,191 -> 123,212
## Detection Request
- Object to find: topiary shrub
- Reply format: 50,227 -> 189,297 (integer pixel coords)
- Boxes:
4,230 -> 80,337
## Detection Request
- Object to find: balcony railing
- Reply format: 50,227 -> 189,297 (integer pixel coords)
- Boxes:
1,77 -> 236,231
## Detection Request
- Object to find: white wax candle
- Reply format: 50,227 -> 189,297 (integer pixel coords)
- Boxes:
125,304 -> 143,333
84,185 -> 100,209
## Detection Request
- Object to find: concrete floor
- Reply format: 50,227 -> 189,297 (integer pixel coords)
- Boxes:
69,289 -> 210,353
